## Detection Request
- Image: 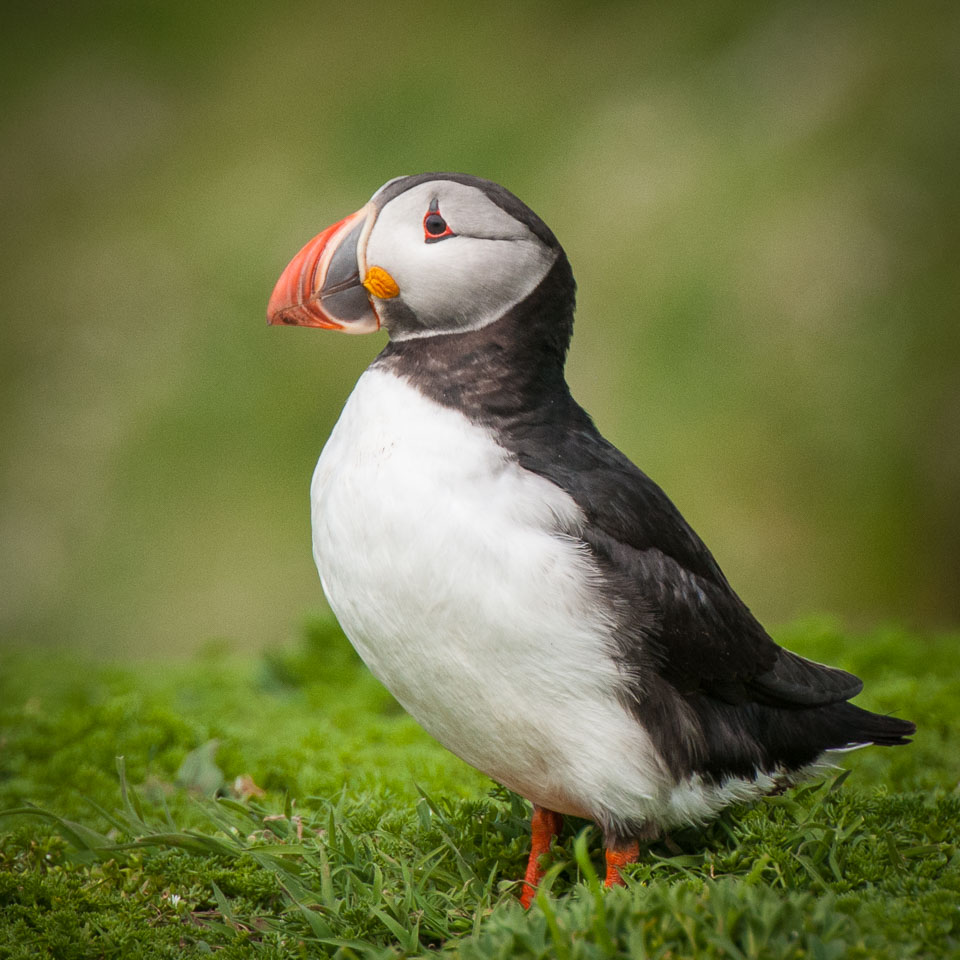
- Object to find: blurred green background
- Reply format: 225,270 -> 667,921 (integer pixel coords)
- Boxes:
1,0 -> 957,658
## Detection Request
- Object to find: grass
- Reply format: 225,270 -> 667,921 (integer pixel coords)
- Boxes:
1,617 -> 958,958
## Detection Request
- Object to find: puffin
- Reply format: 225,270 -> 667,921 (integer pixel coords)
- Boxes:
267,173 -> 915,908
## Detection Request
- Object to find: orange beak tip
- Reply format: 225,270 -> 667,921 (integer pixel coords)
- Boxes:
267,204 -> 378,333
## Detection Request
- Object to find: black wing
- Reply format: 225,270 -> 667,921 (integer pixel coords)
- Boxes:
512,398 -> 911,780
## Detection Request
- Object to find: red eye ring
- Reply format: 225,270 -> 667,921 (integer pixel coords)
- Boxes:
423,208 -> 454,242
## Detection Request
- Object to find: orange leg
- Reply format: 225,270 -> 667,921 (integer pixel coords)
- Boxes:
604,839 -> 640,887
519,805 -> 563,909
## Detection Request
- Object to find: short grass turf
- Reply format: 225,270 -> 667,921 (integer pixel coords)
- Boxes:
1,618 -> 958,959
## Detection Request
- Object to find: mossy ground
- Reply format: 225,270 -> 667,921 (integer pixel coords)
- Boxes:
1,618 -> 958,958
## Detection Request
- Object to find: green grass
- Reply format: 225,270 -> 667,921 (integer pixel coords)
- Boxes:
1,619 -> 958,958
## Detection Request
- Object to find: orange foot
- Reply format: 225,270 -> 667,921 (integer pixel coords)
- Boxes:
604,838 -> 640,887
519,805 -> 563,909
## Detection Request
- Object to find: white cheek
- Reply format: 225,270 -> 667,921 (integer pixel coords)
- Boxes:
367,229 -> 556,338
406,237 -> 555,327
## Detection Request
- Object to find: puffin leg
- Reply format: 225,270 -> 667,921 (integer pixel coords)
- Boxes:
519,805 -> 563,909
603,822 -> 656,887
603,839 -> 640,887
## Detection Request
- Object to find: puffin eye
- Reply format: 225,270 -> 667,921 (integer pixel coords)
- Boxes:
423,209 -> 454,243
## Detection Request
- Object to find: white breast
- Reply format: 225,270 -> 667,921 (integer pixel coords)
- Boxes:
311,368 -> 761,828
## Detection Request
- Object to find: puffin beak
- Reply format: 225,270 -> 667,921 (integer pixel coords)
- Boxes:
267,203 -> 381,333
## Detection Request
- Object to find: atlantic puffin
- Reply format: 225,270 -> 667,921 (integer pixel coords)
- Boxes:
268,173 -> 915,907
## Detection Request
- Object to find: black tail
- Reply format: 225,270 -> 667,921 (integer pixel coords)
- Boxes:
831,701 -> 915,747
669,692 -> 917,782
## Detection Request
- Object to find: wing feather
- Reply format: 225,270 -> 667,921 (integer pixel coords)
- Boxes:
515,407 -> 860,711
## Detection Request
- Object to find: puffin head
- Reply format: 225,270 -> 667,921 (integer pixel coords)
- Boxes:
267,174 -> 567,343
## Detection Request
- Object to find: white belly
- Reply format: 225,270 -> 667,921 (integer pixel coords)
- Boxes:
311,368 -> 758,827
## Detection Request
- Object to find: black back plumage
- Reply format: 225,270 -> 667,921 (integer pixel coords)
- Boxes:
374,219 -> 915,785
